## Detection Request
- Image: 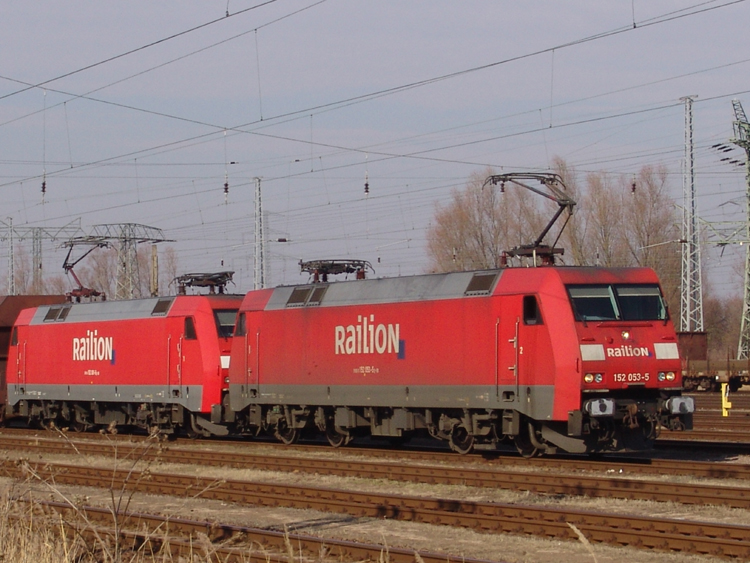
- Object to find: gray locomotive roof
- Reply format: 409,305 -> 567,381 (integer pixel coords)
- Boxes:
29,296 -> 173,325
264,269 -> 503,310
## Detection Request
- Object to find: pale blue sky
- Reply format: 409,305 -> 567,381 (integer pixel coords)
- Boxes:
1,1 -> 748,294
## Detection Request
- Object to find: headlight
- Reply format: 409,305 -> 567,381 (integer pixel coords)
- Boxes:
584,373 -> 594,383
594,373 -> 603,383
666,372 -> 676,381
658,372 -> 666,381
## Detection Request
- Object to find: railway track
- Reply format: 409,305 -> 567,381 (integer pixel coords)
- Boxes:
6,458 -> 750,559
1,429 -> 748,479
18,499 -> 486,563
2,433 -> 750,509
690,392 -> 750,410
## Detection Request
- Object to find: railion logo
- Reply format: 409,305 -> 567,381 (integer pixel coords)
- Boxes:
335,314 -> 401,355
72,330 -> 114,362
606,345 -> 650,358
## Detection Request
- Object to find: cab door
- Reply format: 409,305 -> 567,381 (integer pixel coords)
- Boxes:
499,295 -> 544,407
518,295 -> 543,386
235,312 -> 258,401
498,295 -> 523,401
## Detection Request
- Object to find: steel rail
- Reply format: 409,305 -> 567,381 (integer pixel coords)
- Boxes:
18,499 -> 485,563
2,434 -> 750,503
5,459 -> 750,558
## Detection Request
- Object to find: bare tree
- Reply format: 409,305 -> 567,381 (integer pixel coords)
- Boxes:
12,246 -> 32,294
427,168 -> 555,272
554,157 -> 588,266
427,169 -> 507,272
160,245 -> 180,296
44,274 -> 68,295
704,295 -> 743,361
621,165 -> 681,308
76,248 -> 116,297
584,171 -> 630,267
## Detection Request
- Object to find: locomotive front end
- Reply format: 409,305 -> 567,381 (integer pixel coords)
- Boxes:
567,277 -> 694,450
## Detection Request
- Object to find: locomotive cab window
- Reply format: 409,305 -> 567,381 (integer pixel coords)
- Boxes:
567,284 -> 667,322
614,285 -> 667,321
10,326 -> 17,346
184,317 -> 197,340
568,286 -> 618,321
214,309 -> 238,338
523,295 -> 543,325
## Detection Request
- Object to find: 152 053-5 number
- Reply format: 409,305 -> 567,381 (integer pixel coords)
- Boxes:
613,372 -> 650,383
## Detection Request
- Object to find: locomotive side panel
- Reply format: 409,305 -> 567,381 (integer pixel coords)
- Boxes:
229,271 -> 567,421
9,304 -> 207,412
244,296 -> 503,408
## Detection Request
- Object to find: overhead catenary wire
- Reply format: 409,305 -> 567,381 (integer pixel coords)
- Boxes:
2,2 -> 748,292
1,0 -> 746,196
0,0 -> 282,103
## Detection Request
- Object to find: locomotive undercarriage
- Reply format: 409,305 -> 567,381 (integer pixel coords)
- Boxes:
231,393 -> 692,456
7,392 -> 692,457
9,399 -> 186,436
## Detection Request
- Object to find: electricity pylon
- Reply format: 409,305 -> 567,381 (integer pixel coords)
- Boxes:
68,224 -> 173,300
732,99 -> 750,359
0,219 -> 84,294
680,96 -> 704,333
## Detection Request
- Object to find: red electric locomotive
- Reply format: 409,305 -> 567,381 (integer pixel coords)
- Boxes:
5,293 -> 242,435
226,264 -> 693,455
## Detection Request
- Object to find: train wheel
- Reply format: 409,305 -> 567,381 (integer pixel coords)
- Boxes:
325,425 -> 350,448
274,419 -> 299,445
449,424 -> 474,455
70,420 -> 90,433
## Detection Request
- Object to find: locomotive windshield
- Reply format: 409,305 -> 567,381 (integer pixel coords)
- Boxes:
214,309 -> 239,338
567,284 -> 667,322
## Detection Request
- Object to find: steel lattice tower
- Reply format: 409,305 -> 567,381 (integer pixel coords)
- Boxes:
732,99 -> 750,359
1,219 -> 84,294
7,218 -> 14,295
680,96 -> 704,333
254,177 -> 266,290
88,224 -> 172,300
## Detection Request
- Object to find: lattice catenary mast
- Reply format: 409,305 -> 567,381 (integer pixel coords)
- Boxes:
680,96 -> 704,333
732,99 -> 750,359
1,219 -> 84,294
254,177 -> 267,290
86,224 -> 172,300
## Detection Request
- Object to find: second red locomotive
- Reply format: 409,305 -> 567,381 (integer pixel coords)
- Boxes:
6,294 -> 242,436
226,265 -> 693,455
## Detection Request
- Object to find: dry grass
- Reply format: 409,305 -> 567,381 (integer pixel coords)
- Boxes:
0,489 -> 280,562
1,427 -> 260,563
